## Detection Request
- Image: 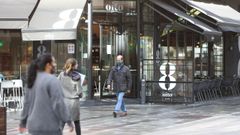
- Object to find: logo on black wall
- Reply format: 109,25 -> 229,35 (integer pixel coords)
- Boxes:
37,45 -> 47,58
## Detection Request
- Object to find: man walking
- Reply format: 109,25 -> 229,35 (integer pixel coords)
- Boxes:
107,55 -> 132,118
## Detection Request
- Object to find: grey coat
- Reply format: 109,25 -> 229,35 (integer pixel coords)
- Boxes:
107,65 -> 132,92
20,72 -> 72,135
58,72 -> 82,121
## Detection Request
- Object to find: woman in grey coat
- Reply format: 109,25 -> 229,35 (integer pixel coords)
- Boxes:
58,58 -> 82,135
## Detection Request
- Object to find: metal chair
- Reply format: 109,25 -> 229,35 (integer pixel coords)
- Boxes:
193,81 -> 200,102
209,79 -> 218,100
205,80 -> 215,100
232,77 -> 240,96
201,80 -> 210,101
1,81 -> 15,111
12,79 -> 24,110
221,79 -> 234,97
197,81 -> 206,102
215,78 -> 223,98
1,79 -> 24,111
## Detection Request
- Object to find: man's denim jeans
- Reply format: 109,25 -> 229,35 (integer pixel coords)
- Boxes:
114,92 -> 127,112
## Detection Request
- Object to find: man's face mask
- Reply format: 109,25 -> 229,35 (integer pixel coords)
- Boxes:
116,60 -> 123,66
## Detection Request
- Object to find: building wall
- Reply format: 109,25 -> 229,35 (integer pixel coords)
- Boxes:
223,32 -> 240,79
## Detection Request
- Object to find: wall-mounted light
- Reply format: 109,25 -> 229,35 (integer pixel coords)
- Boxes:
211,36 -> 215,41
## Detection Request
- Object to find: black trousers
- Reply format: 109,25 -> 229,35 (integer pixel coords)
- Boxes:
74,120 -> 81,135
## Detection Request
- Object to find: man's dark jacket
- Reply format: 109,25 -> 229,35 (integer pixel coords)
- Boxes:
107,65 -> 132,92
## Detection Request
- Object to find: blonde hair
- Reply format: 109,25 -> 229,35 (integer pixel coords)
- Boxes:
63,58 -> 77,72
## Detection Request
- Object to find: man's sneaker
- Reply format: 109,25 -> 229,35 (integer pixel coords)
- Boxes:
120,112 -> 127,117
113,112 -> 117,118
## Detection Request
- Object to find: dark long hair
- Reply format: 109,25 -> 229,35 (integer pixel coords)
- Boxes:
27,53 -> 53,88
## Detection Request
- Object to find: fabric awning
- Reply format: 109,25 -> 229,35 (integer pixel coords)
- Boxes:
182,0 -> 240,32
149,0 -> 221,35
0,0 -> 38,29
22,0 -> 86,41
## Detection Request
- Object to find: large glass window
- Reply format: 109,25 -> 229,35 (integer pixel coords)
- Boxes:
194,42 -> 208,77
213,38 -> 223,76
21,42 -> 33,81
143,29 -> 195,102
0,30 -> 32,81
141,36 -> 153,80
51,41 -> 75,73
78,0 -> 138,98
193,36 -> 223,78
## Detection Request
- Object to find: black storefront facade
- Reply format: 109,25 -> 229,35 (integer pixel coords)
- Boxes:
1,0 -> 240,103
0,0 -> 86,82
77,0 -> 240,102
137,0 -> 240,103
20,0 -> 240,103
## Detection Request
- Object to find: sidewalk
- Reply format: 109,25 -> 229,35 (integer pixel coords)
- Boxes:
7,97 -> 240,135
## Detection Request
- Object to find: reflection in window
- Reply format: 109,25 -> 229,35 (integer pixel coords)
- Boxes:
0,30 -> 32,80
213,40 -> 223,76
141,36 -> 153,80
194,42 -> 208,77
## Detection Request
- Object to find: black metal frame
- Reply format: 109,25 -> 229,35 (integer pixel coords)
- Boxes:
142,59 -> 194,103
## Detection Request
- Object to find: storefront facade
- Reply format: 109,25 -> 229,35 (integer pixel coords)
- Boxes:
1,0 -> 240,103
77,0 -> 240,102
78,0 -> 139,98
0,30 -> 31,80
0,0 -> 86,83
139,0 -> 240,103
0,32 -> 76,81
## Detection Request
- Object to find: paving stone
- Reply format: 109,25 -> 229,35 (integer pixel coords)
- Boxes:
6,97 -> 240,135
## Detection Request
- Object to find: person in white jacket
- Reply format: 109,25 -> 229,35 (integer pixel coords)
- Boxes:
58,58 -> 82,135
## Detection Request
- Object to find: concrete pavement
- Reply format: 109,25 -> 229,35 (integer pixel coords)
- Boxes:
146,113 -> 240,135
6,97 -> 240,135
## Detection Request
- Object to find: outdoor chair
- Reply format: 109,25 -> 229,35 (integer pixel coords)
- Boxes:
205,80 -> 215,100
201,80 -> 211,101
214,78 -> 223,98
197,81 -> 206,102
1,79 -> 24,111
232,77 -> 240,96
221,79 -> 235,97
193,81 -> 201,102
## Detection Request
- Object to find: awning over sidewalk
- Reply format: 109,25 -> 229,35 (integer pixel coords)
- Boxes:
0,0 -> 38,29
182,0 -> 240,32
22,0 -> 86,41
149,0 -> 221,35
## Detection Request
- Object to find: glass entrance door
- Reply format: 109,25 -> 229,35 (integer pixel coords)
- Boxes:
92,23 -> 138,98
88,0 -> 138,98
98,24 -> 116,97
